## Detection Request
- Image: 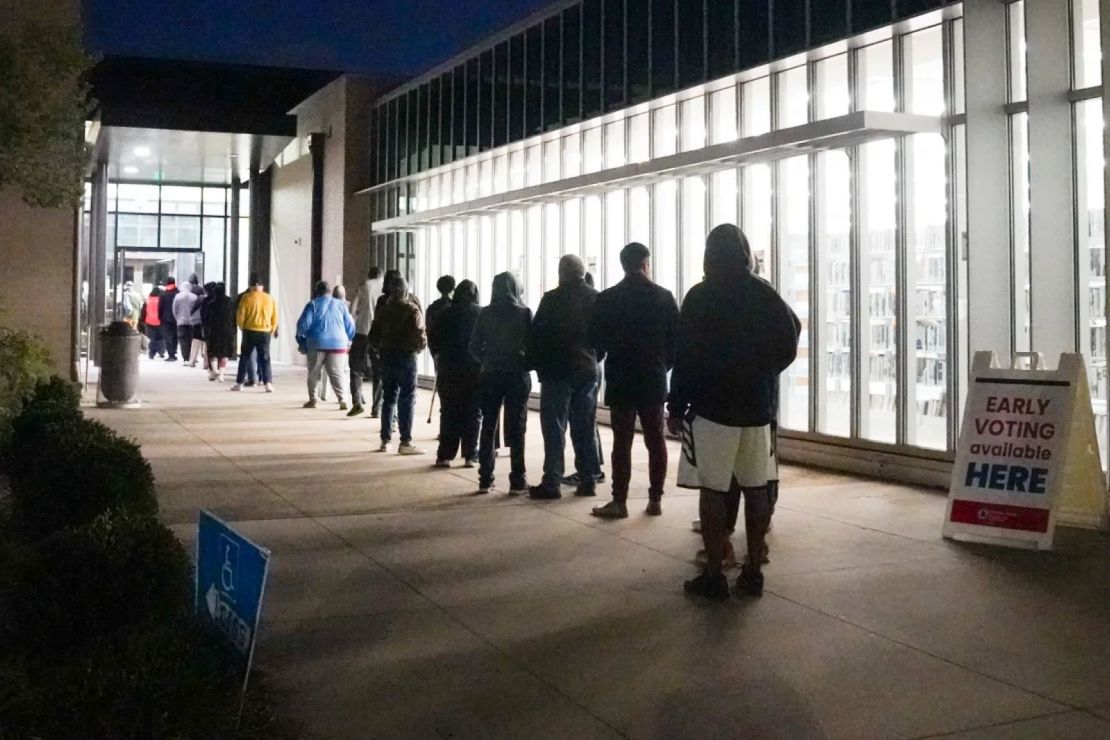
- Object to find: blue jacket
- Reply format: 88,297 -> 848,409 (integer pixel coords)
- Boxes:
296,295 -> 355,352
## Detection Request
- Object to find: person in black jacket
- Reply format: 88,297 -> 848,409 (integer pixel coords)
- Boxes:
668,224 -> 800,601
589,243 -> 679,520
157,277 -> 179,361
429,280 -> 481,467
527,255 -> 600,499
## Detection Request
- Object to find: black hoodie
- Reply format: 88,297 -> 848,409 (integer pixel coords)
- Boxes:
469,272 -> 532,375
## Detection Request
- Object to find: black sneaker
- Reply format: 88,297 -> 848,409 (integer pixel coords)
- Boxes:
590,500 -> 628,519
528,485 -> 562,500
684,571 -> 729,601
244,381 -> 256,388
574,486 -> 597,497
347,405 -> 364,417
735,564 -> 764,598
561,471 -> 607,486
645,498 -> 663,516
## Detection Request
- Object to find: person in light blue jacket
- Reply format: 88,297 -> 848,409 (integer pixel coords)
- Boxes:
296,280 -> 356,410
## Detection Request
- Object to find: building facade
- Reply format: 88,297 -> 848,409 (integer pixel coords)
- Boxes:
361,0 -> 1107,483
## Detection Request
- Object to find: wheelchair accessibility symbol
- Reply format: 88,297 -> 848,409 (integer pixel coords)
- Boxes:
219,534 -> 240,603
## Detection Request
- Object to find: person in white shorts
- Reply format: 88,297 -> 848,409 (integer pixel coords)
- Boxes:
668,224 -> 800,600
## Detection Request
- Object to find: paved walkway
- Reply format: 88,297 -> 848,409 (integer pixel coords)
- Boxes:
87,357 -> 1110,739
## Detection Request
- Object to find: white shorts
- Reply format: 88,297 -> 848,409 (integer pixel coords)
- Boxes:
677,415 -> 778,492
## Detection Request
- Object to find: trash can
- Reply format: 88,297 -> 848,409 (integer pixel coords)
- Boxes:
97,321 -> 142,408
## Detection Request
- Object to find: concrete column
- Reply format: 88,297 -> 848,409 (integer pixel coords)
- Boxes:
229,172 -> 240,295
962,0 -> 1012,361
1026,0 -> 1078,359
248,166 -> 273,288
89,162 -> 108,335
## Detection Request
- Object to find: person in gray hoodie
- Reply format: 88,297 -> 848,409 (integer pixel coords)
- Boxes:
468,272 -> 533,494
172,281 -> 201,365
348,267 -> 384,416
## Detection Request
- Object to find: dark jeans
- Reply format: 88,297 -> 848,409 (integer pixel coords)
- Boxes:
146,326 -> 165,358
369,349 -> 384,414
380,354 -> 417,443
177,324 -> 194,361
478,371 -> 531,489
349,333 -> 370,406
437,371 -> 481,462
610,401 -> 667,501
161,323 -> 178,359
539,376 -> 600,491
236,330 -> 272,384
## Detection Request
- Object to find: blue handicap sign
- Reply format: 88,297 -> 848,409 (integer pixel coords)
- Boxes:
196,510 -> 271,675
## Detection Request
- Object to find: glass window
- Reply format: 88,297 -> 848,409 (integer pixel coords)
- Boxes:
509,149 -> 526,190
565,197 -> 582,257
544,202 -> 561,290
583,0 -> 603,117
494,211 -> 509,275
816,150 -> 851,437
953,18 -> 965,115
852,0 -> 891,34
904,25 -> 945,116
742,77 -> 771,137
815,54 -> 849,119
653,105 -> 677,158
859,139 -> 897,443
465,59 -> 480,153
419,83 -> 432,169
160,215 -> 200,250
773,0 -> 807,57
563,6 -> 582,124
543,16 -> 562,130
604,0 -> 625,109
710,169 -> 738,230
583,195 -> 603,279
653,180 -> 678,297
408,89 -> 421,172
451,66 -> 466,160
604,189 -> 626,289
1076,99 -> 1107,461
680,95 -> 706,152
651,0 -> 676,96
738,0 -> 771,69
629,186 -> 651,246
776,66 -> 808,128
525,207 -> 543,306
778,155 -> 811,432
465,163 -> 479,200
563,132 -> 582,178
858,41 -> 895,112
1008,2 -> 1027,102
681,176 -> 706,297
526,144 -> 542,186
478,159 -> 493,197
116,183 -> 159,213
1073,0 -> 1102,88
1011,112 -> 1031,353
629,113 -> 650,163
439,72 -> 453,164
907,133 -> 948,449
604,120 -> 625,168
526,25 -> 543,136
202,187 -> 225,216
494,43 -> 510,147
202,217 -> 225,280
812,0 -> 848,46
509,36 -> 526,143
710,86 -> 738,144
544,139 -> 561,183
115,213 -> 158,247
677,0 -> 705,88
742,164 -> 772,282
478,51 -> 494,153
454,221 -> 469,284
707,0 -> 737,79
493,154 -> 509,194
584,125 -> 603,173
627,0 -> 651,102
509,210 -> 525,282
453,166 -> 466,203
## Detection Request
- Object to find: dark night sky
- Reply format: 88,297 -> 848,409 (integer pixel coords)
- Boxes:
85,0 -> 555,77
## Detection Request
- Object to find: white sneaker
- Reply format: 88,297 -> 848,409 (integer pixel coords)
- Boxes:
376,442 -> 390,452
264,383 -> 274,393
216,373 -> 224,383
397,443 -> 424,455
230,384 -> 242,391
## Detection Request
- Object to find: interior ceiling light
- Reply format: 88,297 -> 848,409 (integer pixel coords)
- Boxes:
124,165 -> 139,174
133,146 -> 151,157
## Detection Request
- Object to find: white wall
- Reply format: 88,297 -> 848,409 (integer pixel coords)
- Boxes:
269,156 -> 313,367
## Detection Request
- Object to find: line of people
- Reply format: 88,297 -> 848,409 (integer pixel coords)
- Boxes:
335,224 -> 799,600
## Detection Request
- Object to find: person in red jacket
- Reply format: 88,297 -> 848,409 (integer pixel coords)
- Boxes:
140,286 -> 165,359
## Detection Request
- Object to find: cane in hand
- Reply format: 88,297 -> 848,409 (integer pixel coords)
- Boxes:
426,375 -> 438,424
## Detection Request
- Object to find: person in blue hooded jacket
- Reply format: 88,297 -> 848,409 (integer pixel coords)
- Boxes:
296,280 -> 356,410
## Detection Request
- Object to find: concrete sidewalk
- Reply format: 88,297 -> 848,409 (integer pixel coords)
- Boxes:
88,357 -> 1110,739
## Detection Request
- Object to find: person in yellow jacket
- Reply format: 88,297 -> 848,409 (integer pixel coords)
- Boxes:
231,273 -> 279,392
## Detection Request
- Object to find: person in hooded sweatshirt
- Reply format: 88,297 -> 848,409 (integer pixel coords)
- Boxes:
202,282 -> 236,382
669,224 -> 800,601
469,272 -> 533,495
158,277 -> 179,361
141,286 -> 165,358
369,276 -> 426,454
172,278 -> 201,365
429,279 -> 482,468
348,267 -> 384,417
297,280 -> 357,410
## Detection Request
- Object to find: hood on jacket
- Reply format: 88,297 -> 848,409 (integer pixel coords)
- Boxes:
491,272 -> 524,307
453,280 -> 479,305
704,224 -> 753,284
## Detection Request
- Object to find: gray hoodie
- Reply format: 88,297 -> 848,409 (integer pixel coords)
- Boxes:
469,272 -> 532,375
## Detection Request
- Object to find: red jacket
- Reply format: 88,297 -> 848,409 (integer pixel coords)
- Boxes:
144,295 -> 161,327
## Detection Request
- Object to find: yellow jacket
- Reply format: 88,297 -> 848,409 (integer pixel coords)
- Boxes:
237,290 -> 278,333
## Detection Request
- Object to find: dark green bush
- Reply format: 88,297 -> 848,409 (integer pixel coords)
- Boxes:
4,511 -> 190,662
0,324 -> 52,446
27,375 -> 81,412
8,417 -> 157,539
3,377 -> 83,477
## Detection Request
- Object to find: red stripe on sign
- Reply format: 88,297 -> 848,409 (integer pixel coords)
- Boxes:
949,500 -> 1050,533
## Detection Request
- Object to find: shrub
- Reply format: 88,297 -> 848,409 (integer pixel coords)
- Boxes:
4,511 -> 190,662
3,376 -> 83,476
8,418 -> 157,539
0,325 -> 52,447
